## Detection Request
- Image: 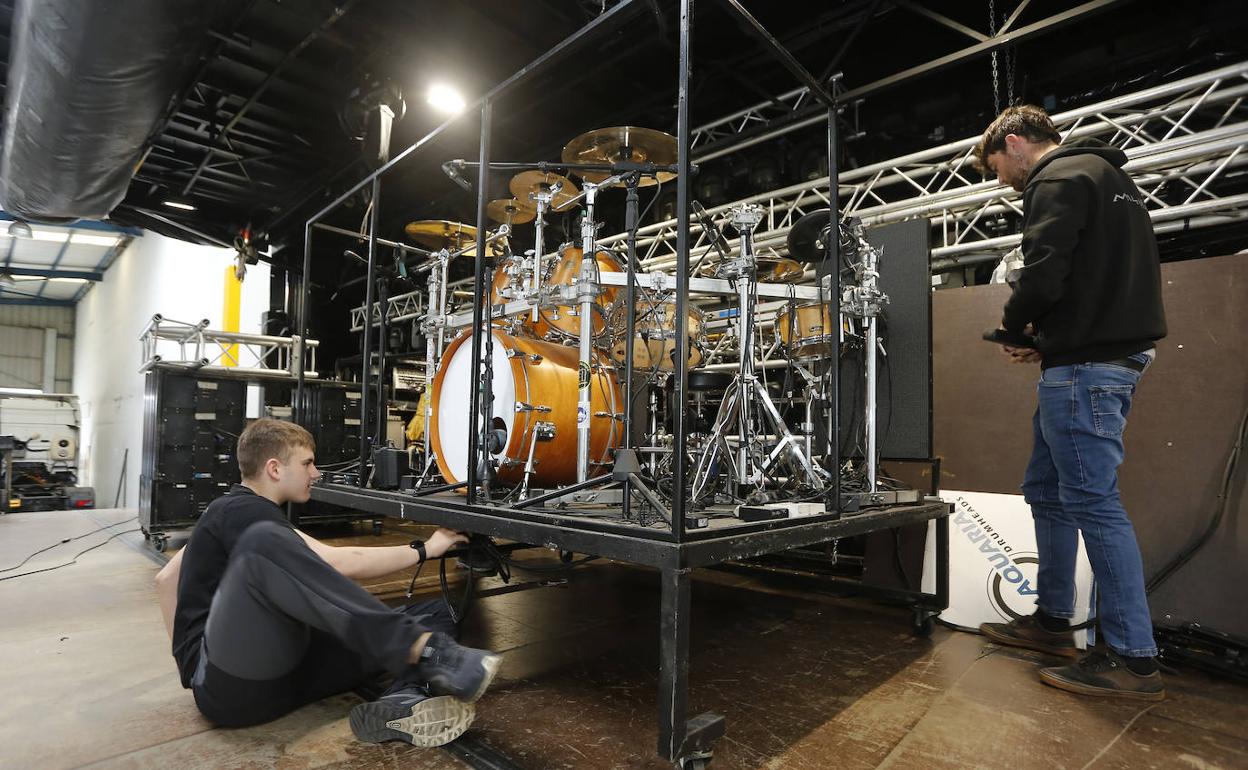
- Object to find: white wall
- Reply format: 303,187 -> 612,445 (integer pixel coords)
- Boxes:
0,305 -> 75,393
73,232 -> 270,507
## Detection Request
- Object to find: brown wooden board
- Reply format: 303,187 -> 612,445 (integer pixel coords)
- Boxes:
932,254 -> 1247,637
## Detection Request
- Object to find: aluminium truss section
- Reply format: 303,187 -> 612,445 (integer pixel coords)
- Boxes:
602,61 -> 1248,275
139,314 -> 319,378
349,288 -> 424,332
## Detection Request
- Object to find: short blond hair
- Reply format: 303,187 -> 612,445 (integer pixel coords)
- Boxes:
974,104 -> 1062,173
237,418 -> 315,478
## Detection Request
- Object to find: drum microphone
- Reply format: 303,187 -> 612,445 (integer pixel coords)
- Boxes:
692,200 -> 730,261
442,160 -> 473,193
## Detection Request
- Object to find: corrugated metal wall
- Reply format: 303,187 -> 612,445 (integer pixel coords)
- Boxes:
0,306 -> 75,392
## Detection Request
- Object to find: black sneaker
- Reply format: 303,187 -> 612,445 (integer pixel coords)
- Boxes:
1039,649 -> 1166,701
349,691 -> 475,747
980,613 -> 1078,658
416,632 -> 502,703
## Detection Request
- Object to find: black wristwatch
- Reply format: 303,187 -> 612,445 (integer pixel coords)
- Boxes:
409,539 -> 427,563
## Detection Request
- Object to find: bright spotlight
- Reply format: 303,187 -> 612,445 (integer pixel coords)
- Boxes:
427,84 -> 465,115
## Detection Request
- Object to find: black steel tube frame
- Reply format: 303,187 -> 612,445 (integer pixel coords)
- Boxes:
356,178 -> 381,484
374,273 -> 389,444
286,1 -> 955,764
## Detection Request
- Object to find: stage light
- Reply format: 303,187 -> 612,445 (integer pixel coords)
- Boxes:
427,84 -> 465,115
162,197 -> 196,211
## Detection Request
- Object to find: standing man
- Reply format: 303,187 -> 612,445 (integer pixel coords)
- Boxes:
155,418 -> 501,746
974,106 -> 1167,700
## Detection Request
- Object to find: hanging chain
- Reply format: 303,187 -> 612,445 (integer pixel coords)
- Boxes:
989,0 -> 1000,113
1005,35 -> 1017,106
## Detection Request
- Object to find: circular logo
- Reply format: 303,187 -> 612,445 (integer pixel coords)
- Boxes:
984,554 -> 1084,621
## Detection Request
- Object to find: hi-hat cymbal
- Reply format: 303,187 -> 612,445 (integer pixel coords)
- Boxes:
561,126 -> 678,187
508,171 -> 581,211
697,255 -> 805,283
486,197 -> 537,225
404,220 -> 477,250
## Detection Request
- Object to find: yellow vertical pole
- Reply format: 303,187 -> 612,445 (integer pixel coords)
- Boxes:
223,264 -> 242,366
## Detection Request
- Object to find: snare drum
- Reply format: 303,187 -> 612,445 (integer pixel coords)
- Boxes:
775,301 -> 839,359
608,299 -> 705,371
429,330 -> 623,486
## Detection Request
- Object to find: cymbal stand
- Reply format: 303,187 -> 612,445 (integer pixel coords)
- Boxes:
526,182 -> 561,324
415,247 -> 451,488
691,204 -> 826,503
839,223 -> 888,491
574,180 -> 607,482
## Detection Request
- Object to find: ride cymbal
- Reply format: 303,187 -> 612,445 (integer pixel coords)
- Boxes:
561,126 -> 678,187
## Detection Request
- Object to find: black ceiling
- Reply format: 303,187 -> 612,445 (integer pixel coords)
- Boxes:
5,0 -> 1248,263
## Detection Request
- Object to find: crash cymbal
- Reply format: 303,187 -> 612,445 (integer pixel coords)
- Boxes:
404,220 -> 477,250
486,197 -> 537,225
697,255 -> 805,283
508,170 -> 581,211
561,126 -> 678,187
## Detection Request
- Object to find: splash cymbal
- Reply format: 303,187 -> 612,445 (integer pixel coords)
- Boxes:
486,197 -> 537,225
508,170 -> 581,210
561,126 -> 678,187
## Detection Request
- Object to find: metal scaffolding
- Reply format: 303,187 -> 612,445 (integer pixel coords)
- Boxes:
601,61 -> 1248,274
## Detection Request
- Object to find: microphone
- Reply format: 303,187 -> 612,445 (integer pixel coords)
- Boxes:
441,160 -> 473,193
691,200 -> 730,260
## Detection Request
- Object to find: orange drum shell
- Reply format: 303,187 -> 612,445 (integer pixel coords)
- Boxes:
541,246 -> 621,339
610,301 -> 705,372
775,302 -> 840,358
429,331 -> 623,488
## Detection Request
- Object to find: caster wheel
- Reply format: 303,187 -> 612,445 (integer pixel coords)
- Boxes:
560,550 -> 575,564
153,536 -> 167,553
912,610 -> 934,637
372,520 -> 383,536
679,757 -> 712,770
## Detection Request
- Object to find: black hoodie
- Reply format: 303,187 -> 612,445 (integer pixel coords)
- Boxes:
1002,138 -> 1167,367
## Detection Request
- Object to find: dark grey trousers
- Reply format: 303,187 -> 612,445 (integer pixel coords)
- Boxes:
191,520 -> 455,727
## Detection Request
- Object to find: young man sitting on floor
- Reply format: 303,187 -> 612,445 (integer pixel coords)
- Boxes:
155,418 -> 500,747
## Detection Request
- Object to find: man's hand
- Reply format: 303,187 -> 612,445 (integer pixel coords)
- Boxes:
1002,345 -> 1042,363
425,528 -> 469,560
999,323 -> 1041,364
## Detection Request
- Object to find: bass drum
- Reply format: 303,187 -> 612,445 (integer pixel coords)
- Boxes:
429,330 -> 624,487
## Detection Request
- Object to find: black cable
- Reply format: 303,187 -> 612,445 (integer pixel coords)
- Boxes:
1146,403 -> 1246,594
0,515 -> 138,573
0,528 -> 141,581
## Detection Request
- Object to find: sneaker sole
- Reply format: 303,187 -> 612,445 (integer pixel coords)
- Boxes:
980,623 -> 1079,659
1038,669 -> 1166,702
350,695 -> 475,747
464,653 -> 502,704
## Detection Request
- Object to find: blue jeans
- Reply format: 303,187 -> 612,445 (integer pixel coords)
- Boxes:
1021,351 -> 1157,657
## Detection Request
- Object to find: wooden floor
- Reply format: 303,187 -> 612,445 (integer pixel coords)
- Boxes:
1,508 -> 1245,770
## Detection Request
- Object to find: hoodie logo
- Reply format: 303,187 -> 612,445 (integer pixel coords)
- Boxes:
1112,192 -> 1148,210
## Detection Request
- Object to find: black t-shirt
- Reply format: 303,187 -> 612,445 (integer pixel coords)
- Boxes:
171,484 -> 294,688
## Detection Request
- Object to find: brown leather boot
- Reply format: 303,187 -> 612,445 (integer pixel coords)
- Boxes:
980,613 -> 1078,658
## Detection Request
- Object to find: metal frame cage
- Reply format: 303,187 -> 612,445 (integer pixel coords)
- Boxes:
293,1 -> 951,764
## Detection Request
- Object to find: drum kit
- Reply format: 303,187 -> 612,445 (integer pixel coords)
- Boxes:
396,125 -> 853,511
